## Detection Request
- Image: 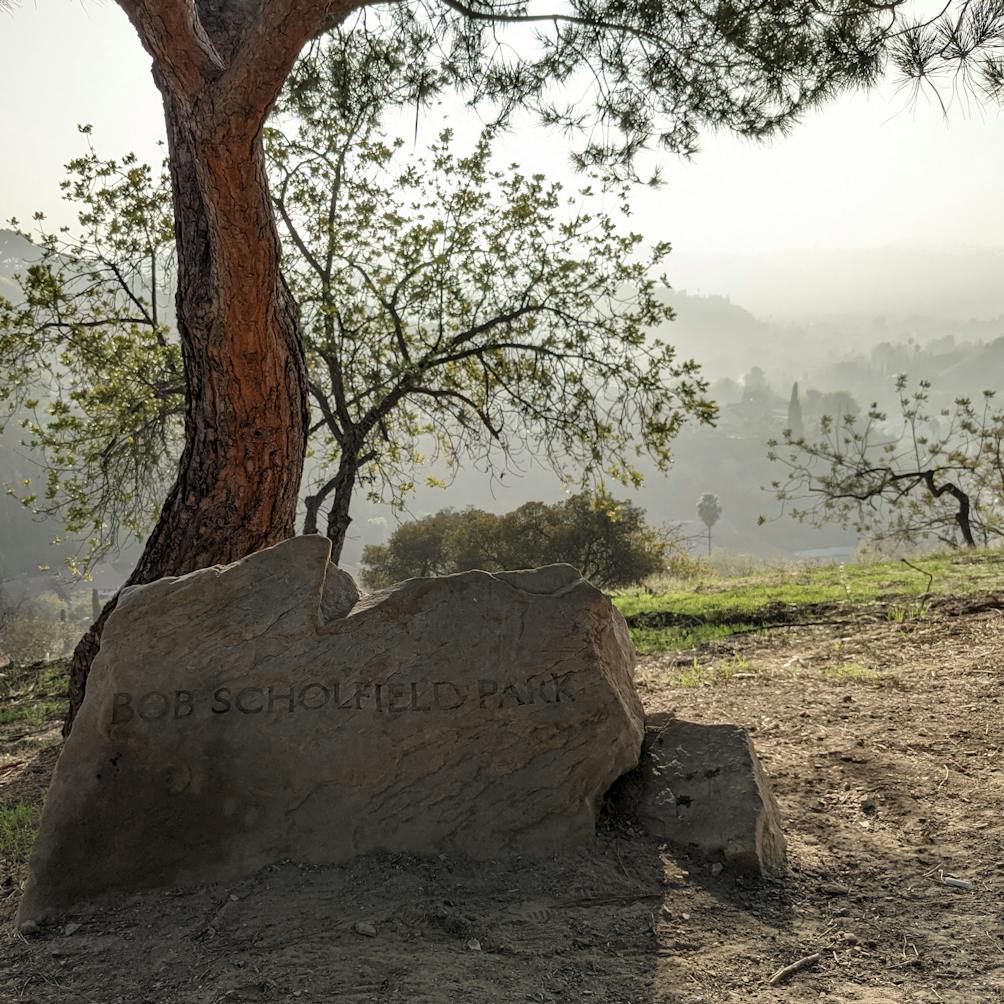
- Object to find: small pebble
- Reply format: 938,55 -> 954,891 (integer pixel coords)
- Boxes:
466,938 -> 482,951
353,920 -> 377,937
19,921 -> 40,937
64,922 -> 81,936
710,863 -> 723,876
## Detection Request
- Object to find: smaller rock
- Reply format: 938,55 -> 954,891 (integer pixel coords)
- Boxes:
63,922 -> 81,936
608,715 -> 786,877
353,920 -> 377,937
709,863 -> 723,876
19,920 -> 41,936
466,938 -> 482,951
860,796 -> 877,815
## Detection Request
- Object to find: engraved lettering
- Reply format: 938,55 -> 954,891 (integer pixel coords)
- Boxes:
173,690 -> 194,719
236,687 -> 264,714
335,682 -> 354,709
409,682 -> 431,711
297,683 -> 328,711
111,674 -> 569,720
478,679 -> 498,708
433,681 -> 466,710
385,682 -> 408,713
111,692 -> 134,725
497,683 -> 525,708
211,687 -> 232,714
138,691 -> 169,721
268,685 -> 295,713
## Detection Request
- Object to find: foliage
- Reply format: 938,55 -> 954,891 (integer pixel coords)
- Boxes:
890,0 -> 1004,105
1,32 -> 716,567
326,0 -> 907,178
360,493 -> 670,589
697,493 -> 722,530
272,32 -> 714,555
767,376 -> 1004,549
0,128 -> 182,571
697,491 -> 722,554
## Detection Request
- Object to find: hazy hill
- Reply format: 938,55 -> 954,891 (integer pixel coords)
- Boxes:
0,229 -> 39,302
658,291 -> 770,380
679,246 -> 1004,322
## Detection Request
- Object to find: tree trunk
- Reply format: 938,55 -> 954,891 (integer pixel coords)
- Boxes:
64,84 -> 309,733
921,471 -> 976,550
325,452 -> 359,564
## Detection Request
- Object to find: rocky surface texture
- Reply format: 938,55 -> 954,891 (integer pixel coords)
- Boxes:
610,714 -> 787,876
19,537 -> 643,923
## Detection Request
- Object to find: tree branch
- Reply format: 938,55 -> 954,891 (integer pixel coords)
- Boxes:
116,0 -> 224,95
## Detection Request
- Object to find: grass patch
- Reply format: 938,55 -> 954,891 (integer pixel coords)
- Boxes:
615,549 -> 1004,653
821,661 -> 878,681
631,621 -> 765,655
671,654 -> 763,687
0,659 -> 69,729
0,801 -> 43,865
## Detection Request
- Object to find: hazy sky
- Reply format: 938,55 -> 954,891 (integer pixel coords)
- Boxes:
3,1 -> 1003,319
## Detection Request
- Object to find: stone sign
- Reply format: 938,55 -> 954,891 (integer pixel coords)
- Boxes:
18,537 -> 644,924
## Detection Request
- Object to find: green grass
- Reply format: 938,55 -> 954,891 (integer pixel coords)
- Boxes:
631,621 -> 765,655
615,549 -> 1004,654
682,654 -> 761,686
0,660 -> 69,728
821,661 -> 878,681
0,801 -> 43,864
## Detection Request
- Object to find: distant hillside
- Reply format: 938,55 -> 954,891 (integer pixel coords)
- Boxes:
940,335 -> 1004,393
0,228 -> 41,302
654,291 -> 772,380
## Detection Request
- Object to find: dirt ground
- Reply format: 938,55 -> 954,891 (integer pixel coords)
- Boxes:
2,595 -> 1002,1003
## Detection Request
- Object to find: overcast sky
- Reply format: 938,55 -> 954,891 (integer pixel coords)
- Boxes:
3,1 -> 1003,319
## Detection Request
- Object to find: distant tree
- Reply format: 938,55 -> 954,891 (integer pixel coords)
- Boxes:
2,41 -> 716,568
361,494 -> 669,589
787,382 -> 804,439
805,390 -> 860,432
767,376 -> 1004,549
696,492 -> 722,555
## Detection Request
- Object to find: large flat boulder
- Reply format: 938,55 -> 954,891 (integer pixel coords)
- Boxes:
609,714 -> 786,877
18,537 -> 643,924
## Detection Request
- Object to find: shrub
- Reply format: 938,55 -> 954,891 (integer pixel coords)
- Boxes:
361,494 -> 670,590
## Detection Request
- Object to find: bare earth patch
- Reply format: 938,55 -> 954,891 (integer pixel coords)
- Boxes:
2,599 -> 1002,1003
